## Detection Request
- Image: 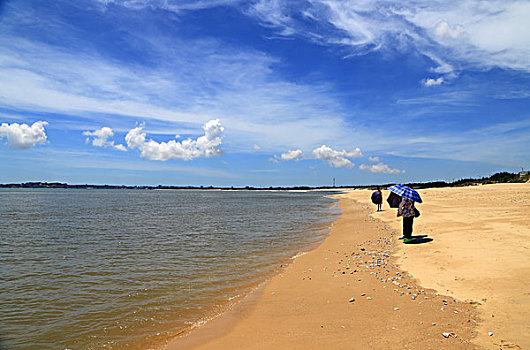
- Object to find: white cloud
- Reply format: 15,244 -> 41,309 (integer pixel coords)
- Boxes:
270,149 -> 303,162
248,0 -> 530,74
385,118 -> 530,167
359,162 -> 404,174
247,0 -> 296,36
0,38 -> 351,154
125,119 -> 224,161
253,144 -> 262,151
434,21 -> 464,39
312,144 -> 362,168
423,77 -> 444,87
83,127 -> 126,151
368,156 -> 379,162
98,0 -> 241,12
280,149 -> 303,161
1,1 -> 528,169
93,1 -> 530,74
0,121 -> 48,149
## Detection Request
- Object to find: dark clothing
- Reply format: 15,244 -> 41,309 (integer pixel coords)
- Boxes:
371,191 -> 382,204
387,192 -> 402,208
403,216 -> 414,238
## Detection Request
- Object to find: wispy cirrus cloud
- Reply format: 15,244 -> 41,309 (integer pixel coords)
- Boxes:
96,0 -> 243,12
248,0 -> 530,75
0,34 -> 351,154
1,0 -> 528,174
93,0 -> 530,77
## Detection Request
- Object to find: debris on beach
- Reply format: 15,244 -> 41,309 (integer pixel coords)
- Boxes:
349,298 -> 355,302
488,332 -> 493,336
442,332 -> 457,338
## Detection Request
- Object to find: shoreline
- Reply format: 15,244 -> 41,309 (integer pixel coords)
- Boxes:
159,195 -> 342,349
166,191 -> 480,349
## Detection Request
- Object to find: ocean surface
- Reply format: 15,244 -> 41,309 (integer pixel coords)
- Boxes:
0,189 -> 340,350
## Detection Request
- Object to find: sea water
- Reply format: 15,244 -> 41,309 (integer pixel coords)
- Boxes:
0,189 -> 340,349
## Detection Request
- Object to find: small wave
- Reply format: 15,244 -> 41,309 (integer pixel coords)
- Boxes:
291,251 -> 307,259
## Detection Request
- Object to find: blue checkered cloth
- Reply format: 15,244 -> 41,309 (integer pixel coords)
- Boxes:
388,185 -> 422,203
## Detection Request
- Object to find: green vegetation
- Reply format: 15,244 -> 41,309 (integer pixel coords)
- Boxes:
371,171 -> 529,191
451,171 -> 529,187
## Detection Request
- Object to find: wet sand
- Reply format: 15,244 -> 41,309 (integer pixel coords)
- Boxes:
166,189 -> 486,349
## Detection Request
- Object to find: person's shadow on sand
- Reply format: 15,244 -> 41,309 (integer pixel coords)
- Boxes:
404,235 -> 434,244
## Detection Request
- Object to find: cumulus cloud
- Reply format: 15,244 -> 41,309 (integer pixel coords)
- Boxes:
423,77 -> 444,87
312,144 -> 362,168
83,127 -> 126,151
270,149 -> 303,162
281,149 -> 303,161
125,119 -> 224,161
368,156 -> 379,162
359,162 -> 404,174
0,121 -> 48,149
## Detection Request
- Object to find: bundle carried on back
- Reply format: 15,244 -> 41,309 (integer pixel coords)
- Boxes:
371,191 -> 382,204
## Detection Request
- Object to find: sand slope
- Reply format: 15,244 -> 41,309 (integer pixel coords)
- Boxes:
167,193 -> 479,350
349,183 -> 530,349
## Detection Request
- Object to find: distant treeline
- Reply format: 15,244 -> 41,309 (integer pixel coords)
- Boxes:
450,171 -> 529,186
1,171 -> 528,191
370,171 -> 529,190
0,182 -> 320,191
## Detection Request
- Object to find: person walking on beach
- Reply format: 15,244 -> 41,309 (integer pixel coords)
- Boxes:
371,187 -> 383,212
397,198 -> 416,243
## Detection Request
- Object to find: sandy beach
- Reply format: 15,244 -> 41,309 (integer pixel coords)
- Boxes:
166,184 -> 530,349
349,183 -> 530,349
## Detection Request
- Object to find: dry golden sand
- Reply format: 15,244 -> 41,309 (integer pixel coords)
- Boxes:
166,189 -> 491,350
348,183 -> 530,349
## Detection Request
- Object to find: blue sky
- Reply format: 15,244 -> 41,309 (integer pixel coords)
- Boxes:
1,0 -> 529,186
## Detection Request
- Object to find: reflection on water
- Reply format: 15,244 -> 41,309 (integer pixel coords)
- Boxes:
0,189 -> 339,349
